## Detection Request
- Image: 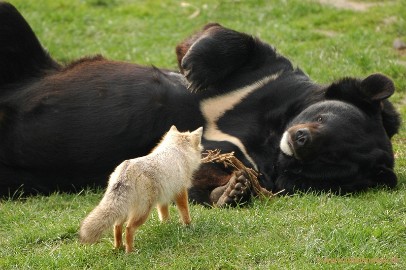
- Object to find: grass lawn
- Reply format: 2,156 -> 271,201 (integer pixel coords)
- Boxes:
1,0 -> 405,269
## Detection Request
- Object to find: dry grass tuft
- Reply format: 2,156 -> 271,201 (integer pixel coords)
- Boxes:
201,149 -> 281,199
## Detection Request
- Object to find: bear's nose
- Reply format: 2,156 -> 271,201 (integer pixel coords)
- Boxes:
294,128 -> 310,146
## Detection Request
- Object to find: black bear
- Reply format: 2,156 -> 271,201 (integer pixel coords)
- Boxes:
0,3 -> 401,206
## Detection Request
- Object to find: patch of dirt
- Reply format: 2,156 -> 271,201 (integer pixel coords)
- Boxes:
318,0 -> 377,11
314,29 -> 339,37
395,60 -> 406,67
383,16 -> 398,26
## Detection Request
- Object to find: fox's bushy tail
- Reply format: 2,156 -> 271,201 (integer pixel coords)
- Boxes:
79,194 -> 126,244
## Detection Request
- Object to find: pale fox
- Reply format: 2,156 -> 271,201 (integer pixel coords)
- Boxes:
79,125 -> 203,253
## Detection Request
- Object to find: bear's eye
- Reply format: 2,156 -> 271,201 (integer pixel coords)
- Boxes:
317,116 -> 323,123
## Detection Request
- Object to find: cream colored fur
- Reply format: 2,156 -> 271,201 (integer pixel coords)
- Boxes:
79,125 -> 203,252
200,72 -> 282,170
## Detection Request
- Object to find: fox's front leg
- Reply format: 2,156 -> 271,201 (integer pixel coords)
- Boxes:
175,188 -> 191,225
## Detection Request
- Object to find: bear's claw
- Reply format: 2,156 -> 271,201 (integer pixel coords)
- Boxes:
214,171 -> 252,207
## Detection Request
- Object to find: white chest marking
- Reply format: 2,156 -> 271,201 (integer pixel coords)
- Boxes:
200,73 -> 281,170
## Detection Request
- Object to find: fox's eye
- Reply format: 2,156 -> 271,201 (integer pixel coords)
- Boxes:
317,116 -> 323,123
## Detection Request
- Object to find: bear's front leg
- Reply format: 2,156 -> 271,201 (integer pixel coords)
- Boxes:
211,171 -> 252,207
189,163 -> 252,207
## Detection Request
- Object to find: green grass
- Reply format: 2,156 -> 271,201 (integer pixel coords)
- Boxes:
1,0 -> 406,269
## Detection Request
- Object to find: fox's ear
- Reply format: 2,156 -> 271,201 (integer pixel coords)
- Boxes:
192,127 -> 203,148
169,125 -> 178,132
193,127 -> 203,137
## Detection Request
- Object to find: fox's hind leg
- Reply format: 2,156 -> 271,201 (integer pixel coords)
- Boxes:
125,211 -> 151,253
114,224 -> 124,249
157,204 -> 170,222
175,188 -> 191,225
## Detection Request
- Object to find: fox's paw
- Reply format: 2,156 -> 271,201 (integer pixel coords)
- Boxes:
212,171 -> 252,207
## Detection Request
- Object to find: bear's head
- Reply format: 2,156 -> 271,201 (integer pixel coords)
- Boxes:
278,74 -> 401,193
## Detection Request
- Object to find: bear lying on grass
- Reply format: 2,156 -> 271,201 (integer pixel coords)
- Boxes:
0,3 -> 400,206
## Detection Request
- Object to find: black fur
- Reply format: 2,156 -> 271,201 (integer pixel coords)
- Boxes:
175,23 -> 400,198
0,2 -> 59,85
0,3 -> 401,203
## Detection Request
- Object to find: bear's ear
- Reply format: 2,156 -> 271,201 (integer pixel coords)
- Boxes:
175,23 -> 255,92
381,100 -> 401,138
360,73 -> 395,101
325,73 -> 396,108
